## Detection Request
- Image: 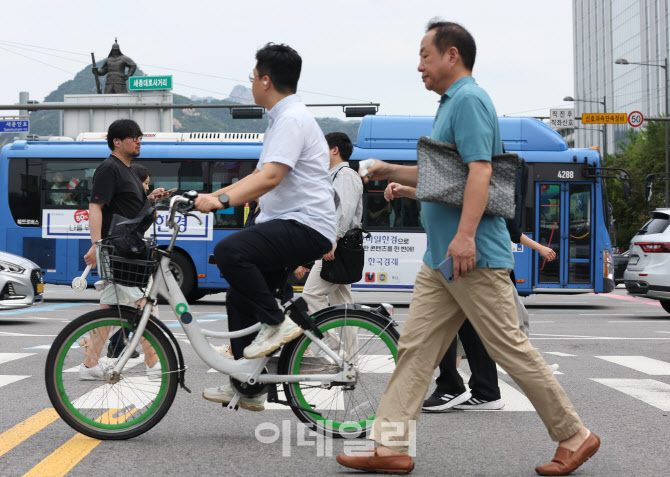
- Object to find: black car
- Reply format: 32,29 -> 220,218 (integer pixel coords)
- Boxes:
613,250 -> 629,285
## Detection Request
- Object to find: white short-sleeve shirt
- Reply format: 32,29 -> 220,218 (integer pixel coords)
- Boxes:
256,95 -> 337,244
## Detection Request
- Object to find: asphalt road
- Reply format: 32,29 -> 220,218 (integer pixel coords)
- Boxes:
0,285 -> 669,477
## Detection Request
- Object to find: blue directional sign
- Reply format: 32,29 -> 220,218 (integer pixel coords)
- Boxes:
0,120 -> 29,132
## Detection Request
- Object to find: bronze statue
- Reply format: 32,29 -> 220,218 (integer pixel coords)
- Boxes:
92,40 -> 137,94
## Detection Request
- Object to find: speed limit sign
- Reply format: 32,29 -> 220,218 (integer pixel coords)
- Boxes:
628,111 -> 644,127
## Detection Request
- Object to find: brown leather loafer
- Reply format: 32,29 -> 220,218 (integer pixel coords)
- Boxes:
336,449 -> 415,474
535,432 -> 601,476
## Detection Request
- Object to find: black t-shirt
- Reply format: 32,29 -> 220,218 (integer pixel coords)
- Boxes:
90,155 -> 148,238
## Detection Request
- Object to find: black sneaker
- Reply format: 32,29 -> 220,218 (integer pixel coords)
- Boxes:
107,346 -> 140,359
453,397 -> 505,410
422,390 -> 472,412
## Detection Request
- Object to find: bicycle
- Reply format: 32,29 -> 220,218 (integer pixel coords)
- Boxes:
45,191 -> 400,440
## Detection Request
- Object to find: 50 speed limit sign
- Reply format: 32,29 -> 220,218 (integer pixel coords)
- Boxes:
628,111 -> 644,127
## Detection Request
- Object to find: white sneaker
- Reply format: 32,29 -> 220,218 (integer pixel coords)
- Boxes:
78,363 -> 106,381
146,362 -> 162,381
201,383 -> 266,411
212,344 -> 234,359
243,317 -> 303,359
453,397 -> 505,410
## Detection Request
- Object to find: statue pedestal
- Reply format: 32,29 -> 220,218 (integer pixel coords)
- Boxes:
63,91 -> 173,139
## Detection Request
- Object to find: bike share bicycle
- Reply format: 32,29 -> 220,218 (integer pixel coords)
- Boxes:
45,192 -> 400,440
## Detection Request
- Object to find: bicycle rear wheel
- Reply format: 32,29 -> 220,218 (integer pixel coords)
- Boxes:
279,309 -> 399,438
45,308 -> 178,440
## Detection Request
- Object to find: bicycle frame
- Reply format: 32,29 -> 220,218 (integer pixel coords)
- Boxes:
110,195 -> 356,394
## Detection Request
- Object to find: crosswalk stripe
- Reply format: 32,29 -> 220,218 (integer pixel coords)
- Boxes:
0,408 -> 60,458
544,352 -> 576,357
591,379 -> 670,411
0,353 -> 36,365
23,409 -> 133,477
0,375 -> 31,388
596,356 -> 670,375
0,332 -> 58,337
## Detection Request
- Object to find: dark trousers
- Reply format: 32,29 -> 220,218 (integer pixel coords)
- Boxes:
214,219 -> 331,360
435,318 -> 501,401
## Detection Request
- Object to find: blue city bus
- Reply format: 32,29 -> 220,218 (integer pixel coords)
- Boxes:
0,116 -> 619,299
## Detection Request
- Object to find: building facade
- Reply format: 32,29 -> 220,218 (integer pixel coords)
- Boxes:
572,0 -> 669,155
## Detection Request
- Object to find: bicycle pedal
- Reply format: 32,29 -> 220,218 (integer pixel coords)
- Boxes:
284,297 -> 323,339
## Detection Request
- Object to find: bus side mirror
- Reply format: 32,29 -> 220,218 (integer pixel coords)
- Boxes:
645,174 -> 655,202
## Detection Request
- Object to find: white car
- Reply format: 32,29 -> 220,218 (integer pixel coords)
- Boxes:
0,251 -> 43,309
624,208 -> 670,313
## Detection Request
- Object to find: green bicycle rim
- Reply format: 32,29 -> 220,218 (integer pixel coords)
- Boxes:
291,318 -> 397,432
55,319 -> 168,431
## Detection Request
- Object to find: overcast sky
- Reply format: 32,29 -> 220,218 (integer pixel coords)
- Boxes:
1,0 -> 574,121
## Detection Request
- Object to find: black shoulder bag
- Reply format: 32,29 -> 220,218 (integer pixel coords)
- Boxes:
102,201 -> 156,287
320,227 -> 370,285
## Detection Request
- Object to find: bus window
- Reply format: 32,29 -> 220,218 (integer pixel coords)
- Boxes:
363,192 -> 422,229
8,158 -> 41,226
143,160 -> 206,192
568,184 -> 591,283
210,160 -> 256,229
43,160 -> 98,208
210,160 -> 255,190
538,184 -> 561,284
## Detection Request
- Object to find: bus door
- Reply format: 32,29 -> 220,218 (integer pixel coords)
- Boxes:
535,182 -> 594,290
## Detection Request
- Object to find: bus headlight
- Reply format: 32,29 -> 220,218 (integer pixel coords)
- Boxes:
603,249 -> 614,280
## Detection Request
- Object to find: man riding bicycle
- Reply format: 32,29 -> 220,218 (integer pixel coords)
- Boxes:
194,43 -> 337,410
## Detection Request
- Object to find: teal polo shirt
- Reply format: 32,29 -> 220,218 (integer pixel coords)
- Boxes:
421,76 -> 514,270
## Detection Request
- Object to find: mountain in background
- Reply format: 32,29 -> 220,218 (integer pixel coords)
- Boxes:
1,64 -> 361,146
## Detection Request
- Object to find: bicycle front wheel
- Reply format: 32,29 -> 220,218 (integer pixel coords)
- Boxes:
279,309 -> 399,438
45,308 -> 178,440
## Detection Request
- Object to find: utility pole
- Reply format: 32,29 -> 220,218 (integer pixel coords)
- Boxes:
18,92 -> 28,140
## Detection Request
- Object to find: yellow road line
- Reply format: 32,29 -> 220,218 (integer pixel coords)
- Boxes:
0,408 -> 60,458
23,408 -> 136,477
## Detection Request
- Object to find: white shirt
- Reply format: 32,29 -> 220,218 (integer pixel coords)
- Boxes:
256,95 -> 337,243
330,163 -> 363,238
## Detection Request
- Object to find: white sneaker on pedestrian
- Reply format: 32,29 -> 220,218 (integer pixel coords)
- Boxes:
453,397 -> 505,410
146,362 -> 162,381
202,384 -> 266,411
422,390 -> 472,412
243,317 -> 303,359
212,344 -> 234,359
78,363 -> 106,381
549,363 -> 560,373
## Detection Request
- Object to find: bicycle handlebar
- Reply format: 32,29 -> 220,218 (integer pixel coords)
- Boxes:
167,191 -> 198,229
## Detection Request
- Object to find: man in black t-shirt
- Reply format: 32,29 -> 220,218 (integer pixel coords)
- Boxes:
80,119 -> 169,381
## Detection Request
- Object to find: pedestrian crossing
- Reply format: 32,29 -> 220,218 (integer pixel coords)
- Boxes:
0,348 -> 669,476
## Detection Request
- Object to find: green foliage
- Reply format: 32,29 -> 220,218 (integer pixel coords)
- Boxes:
604,121 -> 670,249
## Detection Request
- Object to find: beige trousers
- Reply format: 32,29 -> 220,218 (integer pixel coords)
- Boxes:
302,260 -> 354,314
371,265 -> 583,454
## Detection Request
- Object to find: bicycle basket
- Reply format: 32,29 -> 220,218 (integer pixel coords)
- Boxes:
98,241 -> 157,288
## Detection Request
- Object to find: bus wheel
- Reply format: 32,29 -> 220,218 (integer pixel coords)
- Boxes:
169,252 -> 197,301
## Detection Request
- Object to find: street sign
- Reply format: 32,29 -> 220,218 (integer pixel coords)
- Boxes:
0,119 -> 29,132
549,108 -> 575,129
128,75 -> 173,91
628,111 -> 644,128
581,113 -> 628,124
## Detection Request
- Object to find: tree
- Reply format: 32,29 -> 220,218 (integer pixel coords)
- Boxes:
604,121 -> 668,249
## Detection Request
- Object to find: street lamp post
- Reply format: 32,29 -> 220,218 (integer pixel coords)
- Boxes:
563,95 -> 608,159
615,57 -> 669,207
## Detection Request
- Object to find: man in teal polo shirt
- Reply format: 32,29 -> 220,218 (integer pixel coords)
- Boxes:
336,20 -> 600,476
